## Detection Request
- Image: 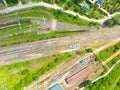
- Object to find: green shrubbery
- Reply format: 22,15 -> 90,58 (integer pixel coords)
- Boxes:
6,0 -> 18,6
104,14 -> 120,27
50,9 -> 101,26
102,0 -> 120,14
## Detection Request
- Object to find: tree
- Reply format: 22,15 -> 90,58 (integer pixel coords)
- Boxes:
6,0 -> 18,4
83,80 -> 92,87
112,14 -> 120,25
86,48 -> 93,52
104,19 -> 114,27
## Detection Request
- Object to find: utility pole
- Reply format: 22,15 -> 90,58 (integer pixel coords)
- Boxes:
18,18 -> 21,30
16,12 -> 21,30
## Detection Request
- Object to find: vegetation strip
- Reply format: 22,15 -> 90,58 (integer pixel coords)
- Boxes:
0,30 -> 88,47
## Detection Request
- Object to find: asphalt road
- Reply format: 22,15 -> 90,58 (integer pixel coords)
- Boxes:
0,29 -> 120,65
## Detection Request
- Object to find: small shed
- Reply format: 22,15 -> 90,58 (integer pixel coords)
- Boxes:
78,3 -> 90,12
81,3 -> 90,12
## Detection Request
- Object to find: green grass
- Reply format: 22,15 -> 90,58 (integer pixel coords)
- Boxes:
96,42 -> 120,61
0,52 -> 75,90
0,30 -> 88,47
85,63 -> 120,90
113,78 -> 120,90
107,54 -> 120,67
76,48 -> 93,56
0,21 -> 39,36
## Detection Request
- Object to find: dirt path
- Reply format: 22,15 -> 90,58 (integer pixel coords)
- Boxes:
102,50 -> 120,65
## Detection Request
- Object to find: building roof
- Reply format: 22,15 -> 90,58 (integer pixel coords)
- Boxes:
48,84 -> 62,90
81,4 -> 90,12
66,67 -> 91,84
96,0 -> 104,6
97,0 -> 104,5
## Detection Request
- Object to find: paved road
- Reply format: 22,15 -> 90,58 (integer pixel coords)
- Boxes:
0,2 -> 120,24
0,29 -> 120,65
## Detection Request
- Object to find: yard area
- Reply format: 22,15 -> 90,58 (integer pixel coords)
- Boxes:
102,0 -> 120,14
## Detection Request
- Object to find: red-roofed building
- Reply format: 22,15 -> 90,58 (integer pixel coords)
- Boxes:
66,67 -> 91,84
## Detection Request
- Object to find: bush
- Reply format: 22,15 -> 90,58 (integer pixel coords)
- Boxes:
6,0 -> 18,5
104,19 -> 114,27
86,48 -> 93,52
104,14 -> 120,27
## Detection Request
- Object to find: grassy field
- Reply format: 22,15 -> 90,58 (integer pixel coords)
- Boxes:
0,30 -> 88,47
96,42 -> 120,61
85,62 -> 120,90
107,54 -> 120,67
0,21 -> 40,36
0,52 -> 75,90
